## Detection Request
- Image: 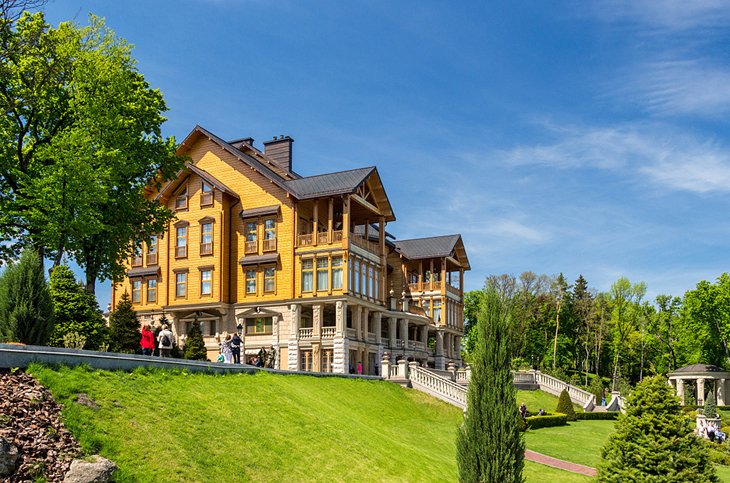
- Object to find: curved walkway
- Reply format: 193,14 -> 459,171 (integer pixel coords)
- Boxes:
524,449 -> 597,477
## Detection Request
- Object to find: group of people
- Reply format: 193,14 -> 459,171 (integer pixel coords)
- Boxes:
518,402 -> 547,419
139,324 -> 175,357
217,335 -> 275,368
698,421 -> 727,443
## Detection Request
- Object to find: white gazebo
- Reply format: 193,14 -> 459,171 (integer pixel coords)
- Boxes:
667,364 -> 730,406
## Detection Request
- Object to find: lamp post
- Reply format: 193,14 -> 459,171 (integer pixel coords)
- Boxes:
531,354 -> 535,370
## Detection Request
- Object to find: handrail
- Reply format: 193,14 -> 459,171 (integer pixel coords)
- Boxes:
410,365 -> 467,409
531,371 -> 596,410
298,328 -> 313,340
321,327 -> 336,338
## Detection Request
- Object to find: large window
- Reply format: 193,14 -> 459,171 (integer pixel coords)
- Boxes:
175,184 -> 188,210
354,260 -> 361,294
317,258 -> 329,291
264,267 -> 275,293
332,256 -> 343,290
263,218 -> 276,251
201,270 -> 212,296
200,222 -> 213,255
176,226 -> 187,258
132,280 -> 142,303
131,242 -> 143,267
246,269 -> 257,294
201,182 -> 213,206
301,259 -> 313,292
433,299 -> 442,323
246,222 -> 258,254
147,235 -> 158,265
147,279 -> 157,303
245,317 -> 272,335
176,272 -> 187,297
368,266 -> 374,298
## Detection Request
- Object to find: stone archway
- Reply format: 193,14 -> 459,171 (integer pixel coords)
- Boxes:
667,364 -> 730,406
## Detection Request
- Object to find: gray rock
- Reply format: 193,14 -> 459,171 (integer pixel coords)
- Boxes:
0,437 -> 19,477
63,455 -> 117,483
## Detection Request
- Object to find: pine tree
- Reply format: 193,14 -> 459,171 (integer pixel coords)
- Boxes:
556,389 -> 577,421
48,265 -> 108,350
0,250 -> 54,345
598,375 -> 718,482
184,318 -> 207,360
108,292 -> 140,353
704,389 -> 718,419
456,288 -> 524,483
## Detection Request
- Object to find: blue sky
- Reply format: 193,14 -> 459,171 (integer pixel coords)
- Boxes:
43,0 -> 730,309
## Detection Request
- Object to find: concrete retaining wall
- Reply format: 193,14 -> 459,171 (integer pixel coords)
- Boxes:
0,344 -> 382,381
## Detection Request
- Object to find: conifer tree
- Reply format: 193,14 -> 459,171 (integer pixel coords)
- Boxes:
456,288 -> 524,483
0,250 -> 54,344
598,375 -> 718,482
184,318 -> 207,361
556,389 -> 577,421
48,265 -> 107,349
108,292 -> 140,353
704,389 -> 718,419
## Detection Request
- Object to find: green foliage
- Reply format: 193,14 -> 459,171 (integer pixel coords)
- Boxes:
456,287 -> 524,483
0,250 -> 54,344
462,289 -> 485,356
705,389 -> 718,418
524,413 -> 567,430
108,292 -> 139,353
597,375 -> 718,482
183,319 -> 207,361
556,389 -> 577,421
48,265 -> 107,349
589,375 -> 605,404
62,332 -> 86,349
574,412 -> 618,420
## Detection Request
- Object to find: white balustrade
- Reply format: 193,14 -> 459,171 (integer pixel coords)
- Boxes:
409,365 -> 467,409
321,327 -> 336,338
298,328 -> 313,340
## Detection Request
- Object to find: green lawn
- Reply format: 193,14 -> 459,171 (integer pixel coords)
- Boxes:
516,389 -> 583,415
28,364 -> 592,482
525,420 -> 615,467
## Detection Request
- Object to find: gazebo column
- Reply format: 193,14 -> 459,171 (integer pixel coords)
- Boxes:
719,379 -> 726,406
697,378 -> 705,406
677,378 -> 685,405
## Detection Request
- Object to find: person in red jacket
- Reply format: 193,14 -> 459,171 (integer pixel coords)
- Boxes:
140,325 -> 155,356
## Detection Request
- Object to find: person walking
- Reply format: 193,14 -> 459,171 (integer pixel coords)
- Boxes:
231,332 -> 242,364
357,361 -> 363,375
139,325 -> 155,356
158,324 -> 174,358
221,334 -> 233,364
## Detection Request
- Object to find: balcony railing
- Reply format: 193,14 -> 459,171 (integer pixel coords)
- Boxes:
200,192 -> 213,206
408,282 -> 420,292
321,326 -> 336,338
381,337 -> 389,347
408,306 -> 427,317
263,237 -> 277,252
333,230 -> 343,242
131,256 -> 143,267
346,328 -> 357,339
367,333 -> 376,343
446,283 -> 460,296
175,246 -> 187,258
299,327 -> 313,340
146,253 -> 158,266
245,240 -> 257,254
430,280 -> 442,290
298,233 -> 313,247
200,242 -> 213,256
350,234 -> 380,254
317,231 -> 329,244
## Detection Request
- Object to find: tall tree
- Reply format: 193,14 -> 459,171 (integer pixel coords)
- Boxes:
0,12 -> 182,290
108,291 -> 140,353
682,274 -> 730,367
551,273 -> 570,370
0,250 -> 53,344
650,295 -> 682,372
608,277 -> 646,387
598,375 -> 717,482
463,289 -> 485,356
573,275 -> 595,384
456,287 -> 524,482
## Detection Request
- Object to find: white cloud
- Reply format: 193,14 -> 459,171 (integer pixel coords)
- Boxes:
591,0 -> 730,32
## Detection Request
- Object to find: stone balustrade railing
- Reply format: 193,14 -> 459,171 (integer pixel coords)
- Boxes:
408,363 -> 466,409
532,371 -> 596,411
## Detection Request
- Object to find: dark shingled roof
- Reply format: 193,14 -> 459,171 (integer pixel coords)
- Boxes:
394,235 -> 461,260
284,167 -> 375,199
675,364 -> 726,373
155,162 -> 239,201
127,267 -> 160,278
238,253 -> 279,266
240,205 -> 280,219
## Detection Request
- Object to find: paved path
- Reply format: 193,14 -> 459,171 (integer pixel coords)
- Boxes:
524,449 -> 598,477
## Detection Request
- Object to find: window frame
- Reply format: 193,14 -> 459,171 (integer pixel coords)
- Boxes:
264,266 -> 276,293
131,280 -> 142,303
200,222 -> 213,256
332,256 -> 343,290
176,226 -> 188,258
316,257 -> 329,292
301,258 -> 314,293
200,181 -> 214,207
201,269 -> 212,296
147,279 -> 157,303
175,184 -> 188,210
176,272 -> 187,298
246,269 -> 257,295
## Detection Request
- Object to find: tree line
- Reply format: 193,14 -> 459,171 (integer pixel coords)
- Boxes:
463,272 -> 730,390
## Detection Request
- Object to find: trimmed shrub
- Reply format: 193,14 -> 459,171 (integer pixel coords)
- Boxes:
705,390 -> 718,418
108,292 -> 140,353
525,413 -> 567,430
183,320 -> 207,361
556,389 -> 577,421
575,411 -> 619,421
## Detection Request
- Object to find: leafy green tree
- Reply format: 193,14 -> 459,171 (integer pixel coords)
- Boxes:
550,273 -> 571,370
649,295 -> 682,372
108,292 -> 140,353
597,375 -> 717,482
184,318 -> 207,361
681,275 -> 730,368
48,265 -> 107,349
556,389 -> 577,421
0,250 -> 53,344
0,12 -> 182,290
456,287 -> 524,483
608,277 -> 646,387
462,289 -> 485,356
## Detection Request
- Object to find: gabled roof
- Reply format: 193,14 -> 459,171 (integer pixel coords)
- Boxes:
156,163 -> 239,201
395,234 -> 470,269
284,167 -> 375,199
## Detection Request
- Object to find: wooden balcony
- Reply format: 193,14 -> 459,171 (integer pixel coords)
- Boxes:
317,231 -> 329,244
244,240 -> 257,255
350,233 -> 380,255
408,282 -> 420,292
333,230 -> 343,242
263,237 -> 277,252
321,327 -> 336,338
131,256 -> 143,267
175,246 -> 187,258
446,283 -> 460,297
200,192 -> 213,206
298,233 -> 313,247
146,253 -> 158,266
200,242 -> 213,256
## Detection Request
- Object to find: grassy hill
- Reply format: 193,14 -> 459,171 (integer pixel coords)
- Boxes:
28,364 -> 596,482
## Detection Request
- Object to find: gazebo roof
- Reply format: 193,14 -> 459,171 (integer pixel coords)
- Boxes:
668,363 -> 730,378
675,364 -> 725,373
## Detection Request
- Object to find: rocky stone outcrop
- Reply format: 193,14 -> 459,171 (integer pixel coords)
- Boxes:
63,455 -> 117,483
0,437 -> 19,476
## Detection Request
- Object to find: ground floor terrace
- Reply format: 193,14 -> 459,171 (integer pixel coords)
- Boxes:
135,296 -> 463,374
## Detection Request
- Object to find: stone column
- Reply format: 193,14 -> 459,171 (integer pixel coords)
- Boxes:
677,378 -> 685,405
719,379 -> 726,406
388,316 -> 397,349
435,330 -> 445,370
454,335 -> 462,364
313,303 -> 323,338
361,307 -> 369,341
420,325 -> 428,346
698,378 -> 705,406
271,314 -> 280,368
288,304 -> 301,371
335,301 -> 348,334
373,312 -> 382,345
354,306 -> 363,341
399,319 -> 408,348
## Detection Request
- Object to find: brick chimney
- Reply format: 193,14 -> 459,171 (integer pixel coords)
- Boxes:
263,135 -> 294,173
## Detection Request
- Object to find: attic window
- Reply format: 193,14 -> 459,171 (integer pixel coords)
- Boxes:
175,184 -> 188,210
201,182 -> 213,207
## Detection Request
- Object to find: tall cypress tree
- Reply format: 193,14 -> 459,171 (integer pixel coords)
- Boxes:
0,250 -> 54,345
598,375 -> 718,482
184,318 -> 207,361
108,292 -> 140,353
456,288 -> 525,482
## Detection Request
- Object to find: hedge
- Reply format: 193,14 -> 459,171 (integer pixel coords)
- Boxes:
525,413 -> 568,430
575,411 -> 619,420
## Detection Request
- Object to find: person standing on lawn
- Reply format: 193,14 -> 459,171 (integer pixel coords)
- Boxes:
139,325 -> 155,356
158,324 -> 174,358
231,332 -> 242,364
